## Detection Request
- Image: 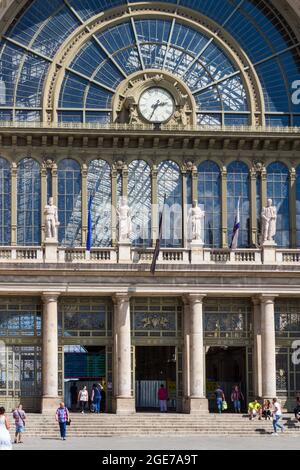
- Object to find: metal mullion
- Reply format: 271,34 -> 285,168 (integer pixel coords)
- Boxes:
129,16 -> 145,70
65,67 -> 116,94
63,0 -> 128,79
162,17 -> 176,69
192,70 -> 241,95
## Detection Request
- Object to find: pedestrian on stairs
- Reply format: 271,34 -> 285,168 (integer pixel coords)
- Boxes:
0,407 -> 12,450
78,385 -> 89,414
91,384 -> 102,414
158,384 -> 168,412
214,385 -> 225,414
55,402 -> 69,441
12,404 -> 26,444
271,398 -> 284,436
231,385 -> 244,413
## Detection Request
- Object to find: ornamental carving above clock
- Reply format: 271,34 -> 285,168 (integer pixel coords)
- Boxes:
112,70 -> 196,127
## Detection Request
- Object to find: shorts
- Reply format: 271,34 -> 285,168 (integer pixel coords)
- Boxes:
16,424 -> 24,433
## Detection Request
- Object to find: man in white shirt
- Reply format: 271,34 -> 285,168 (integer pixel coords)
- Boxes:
272,398 -> 284,435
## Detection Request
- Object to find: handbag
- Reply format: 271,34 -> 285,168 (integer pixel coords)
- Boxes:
66,419 -> 71,426
222,400 -> 228,411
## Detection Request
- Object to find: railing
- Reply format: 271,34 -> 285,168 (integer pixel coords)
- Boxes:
0,120 -> 299,134
1,245 -> 300,266
63,248 -> 116,262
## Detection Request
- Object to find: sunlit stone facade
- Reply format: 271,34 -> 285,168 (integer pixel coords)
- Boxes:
0,0 -> 300,414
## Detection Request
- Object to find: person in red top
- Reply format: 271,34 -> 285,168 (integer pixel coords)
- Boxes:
158,384 -> 168,412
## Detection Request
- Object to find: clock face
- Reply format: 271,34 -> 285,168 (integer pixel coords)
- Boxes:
139,87 -> 174,123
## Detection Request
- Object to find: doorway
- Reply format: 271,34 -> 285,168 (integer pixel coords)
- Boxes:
206,346 -> 247,412
63,345 -> 106,411
135,346 -> 176,411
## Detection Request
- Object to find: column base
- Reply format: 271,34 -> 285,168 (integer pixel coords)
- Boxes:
115,397 -> 136,415
41,397 -> 60,413
187,397 -> 209,414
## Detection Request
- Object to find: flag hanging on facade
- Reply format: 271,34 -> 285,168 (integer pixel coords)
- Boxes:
86,194 -> 93,251
150,195 -> 166,275
230,197 -> 241,250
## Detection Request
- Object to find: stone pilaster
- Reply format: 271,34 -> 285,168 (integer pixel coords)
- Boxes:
187,294 -> 208,413
261,295 -> 277,399
113,293 -> 135,414
41,293 -> 60,413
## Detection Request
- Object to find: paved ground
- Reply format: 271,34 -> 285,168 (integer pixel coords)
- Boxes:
10,435 -> 300,450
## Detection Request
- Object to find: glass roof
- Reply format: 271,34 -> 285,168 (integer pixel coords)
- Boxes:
0,0 -> 298,125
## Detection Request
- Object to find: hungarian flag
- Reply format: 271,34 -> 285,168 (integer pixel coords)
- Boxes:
150,195 -> 166,275
230,197 -> 241,250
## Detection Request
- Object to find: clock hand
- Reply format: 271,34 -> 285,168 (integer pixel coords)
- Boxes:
149,100 -> 161,119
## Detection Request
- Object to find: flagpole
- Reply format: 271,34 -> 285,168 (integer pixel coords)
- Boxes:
150,194 -> 166,275
230,196 -> 241,250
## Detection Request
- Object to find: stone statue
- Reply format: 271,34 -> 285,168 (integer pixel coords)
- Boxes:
44,197 -> 59,240
128,106 -> 139,124
117,196 -> 132,242
261,199 -> 277,243
188,200 -> 205,242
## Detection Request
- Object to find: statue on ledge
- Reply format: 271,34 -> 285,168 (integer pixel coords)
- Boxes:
117,196 -> 132,242
261,199 -> 277,243
44,197 -> 59,240
188,200 -> 205,243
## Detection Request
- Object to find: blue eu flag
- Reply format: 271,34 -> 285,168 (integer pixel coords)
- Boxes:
86,195 -> 93,251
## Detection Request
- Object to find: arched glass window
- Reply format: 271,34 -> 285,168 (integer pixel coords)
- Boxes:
0,157 -> 10,245
296,166 -> 300,247
267,162 -> 290,247
227,161 -> 250,248
58,159 -> 81,246
17,158 -> 41,245
87,159 -> 111,247
157,161 -> 182,247
198,161 -> 221,248
128,160 -> 151,247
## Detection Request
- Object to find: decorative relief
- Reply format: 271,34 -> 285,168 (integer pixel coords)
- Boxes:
112,71 -> 196,127
134,312 -> 175,330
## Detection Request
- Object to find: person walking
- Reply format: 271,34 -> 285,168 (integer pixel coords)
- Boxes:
12,404 -> 26,444
55,402 -> 69,441
272,398 -> 284,435
214,385 -> 225,414
0,407 -> 12,450
158,384 -> 168,412
91,384 -> 102,414
293,396 -> 300,421
231,385 -> 244,413
78,385 -> 89,414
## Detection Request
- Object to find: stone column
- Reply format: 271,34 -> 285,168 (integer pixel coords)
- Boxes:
113,294 -> 135,414
41,293 -> 60,413
187,294 -> 208,413
261,295 -> 277,399
182,297 -> 190,413
252,297 -> 262,398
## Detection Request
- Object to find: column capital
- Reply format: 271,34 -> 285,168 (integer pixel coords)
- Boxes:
252,296 -> 261,306
41,292 -> 60,304
185,293 -> 206,305
113,293 -> 131,305
259,294 -> 278,304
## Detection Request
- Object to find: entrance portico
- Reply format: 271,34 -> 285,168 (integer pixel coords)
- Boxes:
28,290 -> 281,414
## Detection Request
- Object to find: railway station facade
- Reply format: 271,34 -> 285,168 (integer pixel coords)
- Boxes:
0,0 -> 300,414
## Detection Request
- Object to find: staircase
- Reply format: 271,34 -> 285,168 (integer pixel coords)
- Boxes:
9,413 -> 300,438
